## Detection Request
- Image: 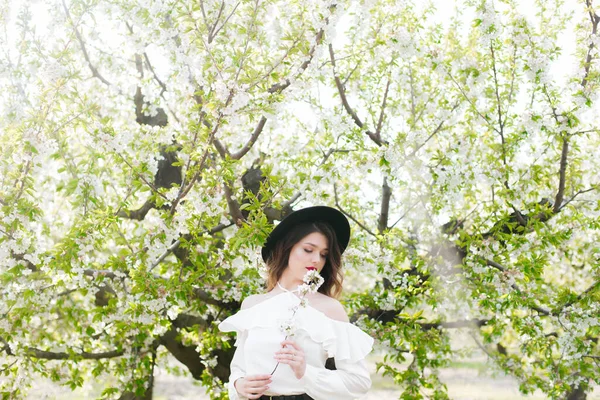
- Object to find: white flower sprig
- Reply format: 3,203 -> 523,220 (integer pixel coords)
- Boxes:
271,268 -> 324,374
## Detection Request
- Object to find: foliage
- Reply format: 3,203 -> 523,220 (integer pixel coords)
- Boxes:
0,0 -> 599,399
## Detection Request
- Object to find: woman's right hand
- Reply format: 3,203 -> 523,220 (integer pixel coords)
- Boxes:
234,374 -> 272,399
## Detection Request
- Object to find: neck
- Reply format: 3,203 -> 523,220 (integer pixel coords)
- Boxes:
277,272 -> 303,291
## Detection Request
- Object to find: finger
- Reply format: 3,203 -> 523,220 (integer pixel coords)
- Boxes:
246,374 -> 272,381
248,384 -> 269,392
245,375 -> 272,383
247,379 -> 272,386
247,378 -> 272,388
280,340 -> 302,350
246,385 -> 269,398
275,348 -> 295,356
274,352 -> 296,361
277,346 -> 302,355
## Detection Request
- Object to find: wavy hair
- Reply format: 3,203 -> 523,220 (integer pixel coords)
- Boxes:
265,221 -> 344,298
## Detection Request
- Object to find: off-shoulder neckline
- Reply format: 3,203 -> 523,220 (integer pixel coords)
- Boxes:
243,290 -> 350,325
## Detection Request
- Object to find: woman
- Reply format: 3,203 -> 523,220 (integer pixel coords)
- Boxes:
219,206 -> 374,400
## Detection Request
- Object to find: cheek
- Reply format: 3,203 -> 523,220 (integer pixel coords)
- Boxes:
291,248 -> 306,263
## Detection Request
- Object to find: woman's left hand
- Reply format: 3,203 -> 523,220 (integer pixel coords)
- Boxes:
274,339 -> 306,379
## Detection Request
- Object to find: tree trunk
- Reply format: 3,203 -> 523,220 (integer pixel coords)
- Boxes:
566,385 -> 587,400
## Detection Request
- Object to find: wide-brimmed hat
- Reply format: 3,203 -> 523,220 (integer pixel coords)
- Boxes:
261,206 -> 351,262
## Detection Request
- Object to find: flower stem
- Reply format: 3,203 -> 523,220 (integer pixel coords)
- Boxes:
270,306 -> 300,375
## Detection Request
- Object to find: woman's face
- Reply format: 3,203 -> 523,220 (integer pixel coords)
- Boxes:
286,231 -> 329,279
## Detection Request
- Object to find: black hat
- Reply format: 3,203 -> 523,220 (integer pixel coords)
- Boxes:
261,206 -> 351,262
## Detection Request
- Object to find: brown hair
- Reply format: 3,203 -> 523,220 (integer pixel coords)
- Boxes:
265,221 -> 344,298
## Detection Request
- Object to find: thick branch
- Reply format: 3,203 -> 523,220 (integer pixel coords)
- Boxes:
22,347 -> 123,360
193,287 -> 239,310
213,139 -> 230,158
378,177 -> 391,234
553,137 -> 569,213
223,183 -> 245,226
83,269 -> 120,280
160,326 -> 204,379
351,308 -> 488,330
117,199 -> 154,220
418,319 -> 489,330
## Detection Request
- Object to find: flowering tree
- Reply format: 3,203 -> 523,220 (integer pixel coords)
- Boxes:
1,0 -> 599,399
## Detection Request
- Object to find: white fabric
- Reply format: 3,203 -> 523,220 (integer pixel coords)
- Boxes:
218,290 -> 374,400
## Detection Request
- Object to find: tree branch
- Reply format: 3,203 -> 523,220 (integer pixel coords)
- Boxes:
408,102 -> 460,158
117,199 -> 155,220
447,69 -> 498,133
483,257 -> 551,316
20,346 -> 124,360
490,43 -> 508,177
209,1 -> 241,43
553,137 -> 569,213
149,222 -> 234,271
268,27 -> 325,94
61,0 -> 111,86
170,120 -> 222,213
558,185 -> 598,211
193,287 -> 239,310
375,77 -> 391,138
553,279 -> 600,315
231,116 -> 267,160
329,44 -> 384,146
418,319 -> 489,330
378,177 -> 391,234
333,183 -> 377,237
582,0 -> 600,87
223,183 -> 245,226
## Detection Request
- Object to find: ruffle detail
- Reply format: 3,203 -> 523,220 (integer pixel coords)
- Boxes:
218,292 -> 374,362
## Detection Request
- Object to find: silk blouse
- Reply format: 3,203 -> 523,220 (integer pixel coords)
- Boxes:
218,287 -> 374,400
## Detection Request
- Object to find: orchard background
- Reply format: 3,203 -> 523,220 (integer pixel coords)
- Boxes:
1,0 -> 599,398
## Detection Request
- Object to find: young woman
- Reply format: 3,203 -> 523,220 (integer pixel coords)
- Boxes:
219,206 -> 373,400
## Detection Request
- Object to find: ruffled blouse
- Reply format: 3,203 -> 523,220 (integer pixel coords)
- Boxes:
218,289 -> 374,400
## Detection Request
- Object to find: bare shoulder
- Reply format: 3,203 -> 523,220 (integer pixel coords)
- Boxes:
241,291 -> 279,310
310,293 -> 349,323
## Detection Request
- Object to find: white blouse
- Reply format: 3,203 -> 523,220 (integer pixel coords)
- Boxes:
218,288 -> 374,400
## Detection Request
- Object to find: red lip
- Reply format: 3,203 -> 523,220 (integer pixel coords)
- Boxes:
305,266 -> 317,271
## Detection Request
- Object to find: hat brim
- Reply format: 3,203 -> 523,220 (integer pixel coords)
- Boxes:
261,206 -> 351,262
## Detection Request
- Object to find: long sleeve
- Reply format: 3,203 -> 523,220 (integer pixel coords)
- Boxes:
227,330 -> 248,400
301,358 -> 371,400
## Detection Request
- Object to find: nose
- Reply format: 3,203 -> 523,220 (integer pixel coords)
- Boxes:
311,252 -> 321,264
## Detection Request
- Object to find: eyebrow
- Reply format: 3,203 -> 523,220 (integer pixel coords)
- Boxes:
305,242 -> 329,251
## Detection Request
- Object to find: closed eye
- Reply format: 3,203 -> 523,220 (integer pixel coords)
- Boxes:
305,249 -> 327,258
